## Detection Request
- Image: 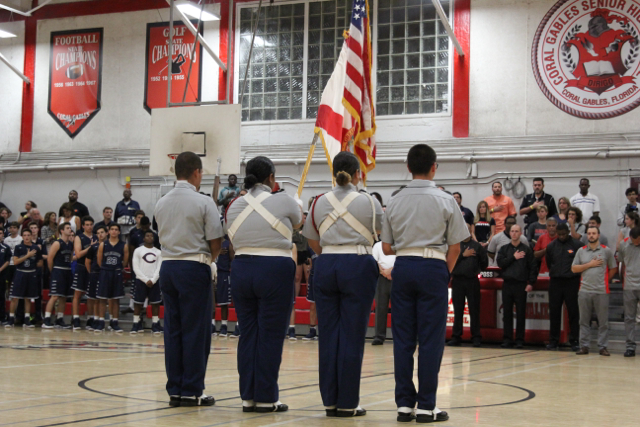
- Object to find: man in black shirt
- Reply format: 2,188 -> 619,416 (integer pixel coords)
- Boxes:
544,223 -> 582,351
59,190 -> 90,219
447,236 -> 488,347
453,192 -> 474,229
519,178 -> 557,232
497,224 -> 537,348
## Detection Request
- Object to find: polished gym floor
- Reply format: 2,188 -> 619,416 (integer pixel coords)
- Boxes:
0,327 -> 634,426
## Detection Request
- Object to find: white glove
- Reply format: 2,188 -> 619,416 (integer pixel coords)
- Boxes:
210,262 -> 218,281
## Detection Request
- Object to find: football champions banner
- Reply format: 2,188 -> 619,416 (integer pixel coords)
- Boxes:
144,21 -> 203,113
48,28 -> 103,138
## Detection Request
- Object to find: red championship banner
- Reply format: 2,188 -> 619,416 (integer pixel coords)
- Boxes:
48,28 -> 103,138
144,21 -> 203,113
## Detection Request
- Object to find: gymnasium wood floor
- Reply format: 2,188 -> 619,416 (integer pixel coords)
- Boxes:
0,327 -> 635,427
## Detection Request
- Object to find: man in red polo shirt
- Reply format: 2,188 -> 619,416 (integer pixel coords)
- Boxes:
533,217 -> 558,274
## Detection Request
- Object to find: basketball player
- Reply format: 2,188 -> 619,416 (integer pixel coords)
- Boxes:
0,234 -> 11,324
28,221 -> 46,324
96,224 -> 129,333
303,152 -> 383,417
71,216 -> 96,330
131,230 -> 163,335
215,235 -> 234,336
43,223 -> 74,329
85,225 -> 107,330
5,228 -> 42,328
225,156 -> 301,413
382,144 -> 469,422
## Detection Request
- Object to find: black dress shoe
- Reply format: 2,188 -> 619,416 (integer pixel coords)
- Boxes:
416,410 -> 449,423
242,406 -> 255,412
326,409 -> 337,417
501,340 -> 513,348
546,342 -> 558,351
472,338 -> 482,348
336,408 -> 366,417
515,341 -> 524,349
624,349 -> 636,357
255,403 -> 288,412
371,338 -> 384,346
169,396 -> 181,407
571,343 -> 580,352
397,411 -> 416,422
181,395 -> 215,407
446,338 -> 461,347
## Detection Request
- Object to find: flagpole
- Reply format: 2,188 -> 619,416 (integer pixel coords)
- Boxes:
296,131 -> 319,198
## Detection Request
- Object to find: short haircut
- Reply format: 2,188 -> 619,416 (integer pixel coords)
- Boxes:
9,221 -> 19,229
452,192 -> 462,199
103,206 -> 113,213
69,190 -> 78,195
95,225 -> 107,234
82,215 -> 94,225
630,226 -> 640,239
589,215 -> 601,224
536,205 -> 548,212
21,228 -> 32,235
28,221 -> 39,229
492,180 -> 502,187
546,216 -> 557,224
57,222 -> 70,233
505,215 -> 517,224
580,178 -> 590,184
109,224 -> 121,231
144,230 -> 155,238
510,224 -> 521,231
556,223 -> 569,232
407,144 -> 436,175
244,156 -> 276,189
586,225 -> 600,234
140,216 -> 151,226
229,174 -> 237,179
175,151 -> 203,180
135,210 -> 145,217
533,177 -> 544,183
626,187 -> 638,196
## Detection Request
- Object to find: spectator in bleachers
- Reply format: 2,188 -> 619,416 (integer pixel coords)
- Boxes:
484,181 -> 517,233
59,203 -> 80,232
472,201 -> 495,248
567,207 -> 586,240
545,223 -> 582,351
127,210 -> 146,243
617,211 -> 640,251
93,207 -> 113,234
617,187 -> 639,227
497,224 -> 537,348
17,201 -> 36,225
58,190 -> 89,219
620,227 -> 640,357
453,192 -> 474,228
582,216 -> 609,246
0,207 -> 10,236
533,217 -> 558,274
41,212 -> 58,252
526,206 -> 549,246
447,235 -> 487,348
570,178 -> 600,219
519,178 -> 557,231
553,197 -> 571,224
573,226 -> 617,356
21,209 -> 43,235
487,216 -> 528,263
372,240 -> 395,346
217,174 -> 240,206
0,234 -> 9,323
114,189 -> 140,239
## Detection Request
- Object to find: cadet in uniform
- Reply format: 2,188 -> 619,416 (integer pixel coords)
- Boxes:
71,216 -> 96,330
96,224 -> 128,333
5,228 -> 42,328
154,152 -> 223,408
225,156 -> 301,413
303,152 -> 383,418
43,223 -> 75,329
85,225 -> 107,330
381,144 -> 469,423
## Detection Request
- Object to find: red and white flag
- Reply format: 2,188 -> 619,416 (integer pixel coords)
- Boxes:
314,0 -> 376,182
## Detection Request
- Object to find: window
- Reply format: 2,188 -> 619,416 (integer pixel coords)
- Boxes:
236,0 -> 452,122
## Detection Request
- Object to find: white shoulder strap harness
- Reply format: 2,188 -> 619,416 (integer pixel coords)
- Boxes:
227,192 -> 292,241
318,191 -> 378,246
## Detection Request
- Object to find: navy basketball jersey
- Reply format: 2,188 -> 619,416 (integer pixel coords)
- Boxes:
102,239 -> 125,270
217,238 -> 231,272
53,239 -> 74,268
78,233 -> 95,264
14,243 -> 42,270
86,241 -> 101,272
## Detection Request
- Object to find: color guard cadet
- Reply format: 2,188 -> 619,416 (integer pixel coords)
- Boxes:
303,152 -> 383,418
154,152 -> 223,408
381,144 -> 469,423
225,156 -> 301,413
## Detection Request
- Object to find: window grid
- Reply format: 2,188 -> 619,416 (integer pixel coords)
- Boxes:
237,0 -> 451,122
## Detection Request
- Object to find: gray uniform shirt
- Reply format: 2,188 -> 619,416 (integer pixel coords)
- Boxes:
154,181 -> 224,257
381,179 -> 469,252
225,184 -> 301,250
619,238 -> 640,291
572,244 -> 617,293
487,230 -> 528,255
302,184 -> 383,246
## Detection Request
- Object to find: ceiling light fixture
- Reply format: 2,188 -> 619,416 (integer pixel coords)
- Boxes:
175,1 -> 220,21
0,29 -> 16,38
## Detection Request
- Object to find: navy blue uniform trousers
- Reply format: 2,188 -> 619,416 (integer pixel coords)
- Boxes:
160,261 -> 212,398
231,255 -> 295,403
391,257 -> 449,411
314,254 -> 377,409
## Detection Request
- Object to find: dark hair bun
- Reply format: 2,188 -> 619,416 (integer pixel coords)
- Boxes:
244,174 -> 259,189
335,171 -> 351,186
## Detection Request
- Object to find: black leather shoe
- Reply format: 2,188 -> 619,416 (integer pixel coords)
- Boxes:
501,340 -> 513,348
416,410 -> 449,423
397,411 -> 416,422
255,403 -> 288,412
446,339 -> 461,347
326,409 -> 337,417
624,349 -> 636,357
242,405 -> 255,412
371,338 -> 384,346
181,395 -> 215,407
472,338 -> 482,348
336,408 -> 366,417
571,343 -> 580,352
169,396 -> 181,407
546,342 -> 558,351
515,341 -> 524,349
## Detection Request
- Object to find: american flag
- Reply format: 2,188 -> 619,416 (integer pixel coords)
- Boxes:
314,0 -> 376,182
